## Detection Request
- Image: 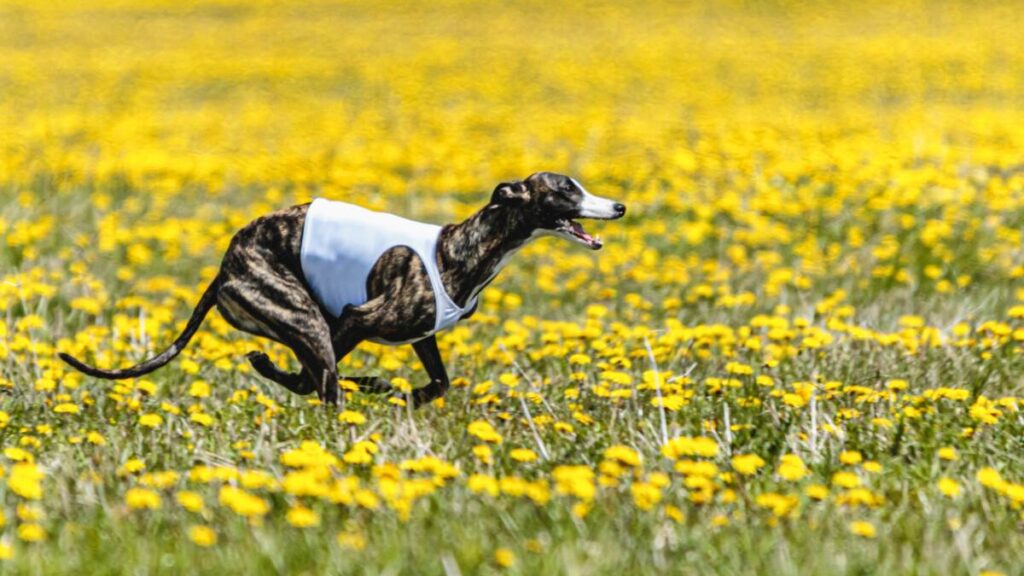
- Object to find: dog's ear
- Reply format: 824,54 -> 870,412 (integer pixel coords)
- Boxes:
491,181 -> 530,205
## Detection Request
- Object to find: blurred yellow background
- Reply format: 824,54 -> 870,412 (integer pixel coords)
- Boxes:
2,3 -> 1024,572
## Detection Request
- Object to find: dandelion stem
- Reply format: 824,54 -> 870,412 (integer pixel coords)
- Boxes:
519,387 -> 549,461
644,335 -> 669,446
723,402 -> 733,454
810,392 -> 818,460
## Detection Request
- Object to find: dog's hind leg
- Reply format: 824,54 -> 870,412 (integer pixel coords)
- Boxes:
245,351 -> 315,395
247,353 -> 389,394
217,277 -> 338,402
287,333 -> 340,404
276,310 -> 372,405
410,335 -> 450,408
245,314 -> 391,397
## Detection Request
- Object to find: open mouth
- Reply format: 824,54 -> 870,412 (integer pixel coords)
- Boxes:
554,218 -> 603,250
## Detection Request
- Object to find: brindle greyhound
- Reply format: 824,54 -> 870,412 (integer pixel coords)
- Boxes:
59,172 -> 626,407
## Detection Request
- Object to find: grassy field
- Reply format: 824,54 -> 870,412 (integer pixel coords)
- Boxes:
2,0 -> 1024,573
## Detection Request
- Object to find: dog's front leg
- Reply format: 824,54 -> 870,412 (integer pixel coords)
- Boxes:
322,313 -> 368,406
410,335 -> 450,408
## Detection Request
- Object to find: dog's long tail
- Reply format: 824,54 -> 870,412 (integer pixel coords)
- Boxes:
59,276 -> 221,379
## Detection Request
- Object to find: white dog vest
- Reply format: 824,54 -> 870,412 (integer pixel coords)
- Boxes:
299,198 -> 475,342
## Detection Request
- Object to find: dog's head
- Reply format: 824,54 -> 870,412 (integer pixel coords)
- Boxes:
490,172 -> 626,250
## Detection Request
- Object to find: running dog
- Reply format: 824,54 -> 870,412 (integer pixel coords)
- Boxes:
60,172 -> 626,407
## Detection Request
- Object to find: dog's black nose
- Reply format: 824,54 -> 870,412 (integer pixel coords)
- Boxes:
614,203 -> 626,216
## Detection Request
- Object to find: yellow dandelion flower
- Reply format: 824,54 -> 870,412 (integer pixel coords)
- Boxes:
286,506 -> 320,528
661,436 -> 719,460
473,444 -> 493,464
571,502 -> 591,519
218,486 -> 269,518
778,454 -> 807,481
569,354 -> 591,365
631,481 -> 662,510
886,379 -> 908,391
117,458 -> 146,476
510,448 -> 538,462
125,487 -> 161,510
17,504 -> 42,521
189,413 -> 214,427
839,451 -> 862,465
7,463 -> 44,500
176,491 -> 205,513
494,548 -> 515,568
731,454 -> 765,476
188,380 -> 211,398
17,523 -> 45,542
467,420 -> 503,444
849,521 -> 876,538
553,465 -> 596,501
468,474 -> 499,497
783,393 -> 806,408
139,413 -> 163,428
354,489 -> 380,510
338,410 -> 367,425
805,484 -> 829,500
977,467 -> 1005,490
390,377 -> 413,393
188,526 -> 217,547
832,471 -> 861,488
938,477 -> 961,498
4,448 -> 33,462
603,445 -> 642,467
665,505 -> 685,523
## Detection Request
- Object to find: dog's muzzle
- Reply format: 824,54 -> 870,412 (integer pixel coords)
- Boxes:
550,196 -> 626,250
578,192 -> 626,220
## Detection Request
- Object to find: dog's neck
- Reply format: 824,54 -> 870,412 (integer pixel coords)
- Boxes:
436,204 -> 534,306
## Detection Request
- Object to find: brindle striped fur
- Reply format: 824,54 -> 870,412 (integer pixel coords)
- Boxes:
59,173 -> 624,407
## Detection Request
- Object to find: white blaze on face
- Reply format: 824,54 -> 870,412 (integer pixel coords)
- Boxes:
571,178 -> 621,219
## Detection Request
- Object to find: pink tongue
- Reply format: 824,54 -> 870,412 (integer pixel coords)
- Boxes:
570,221 -> 592,240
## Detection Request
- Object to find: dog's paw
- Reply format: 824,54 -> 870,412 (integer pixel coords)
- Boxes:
410,387 -> 440,409
246,351 -> 273,371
